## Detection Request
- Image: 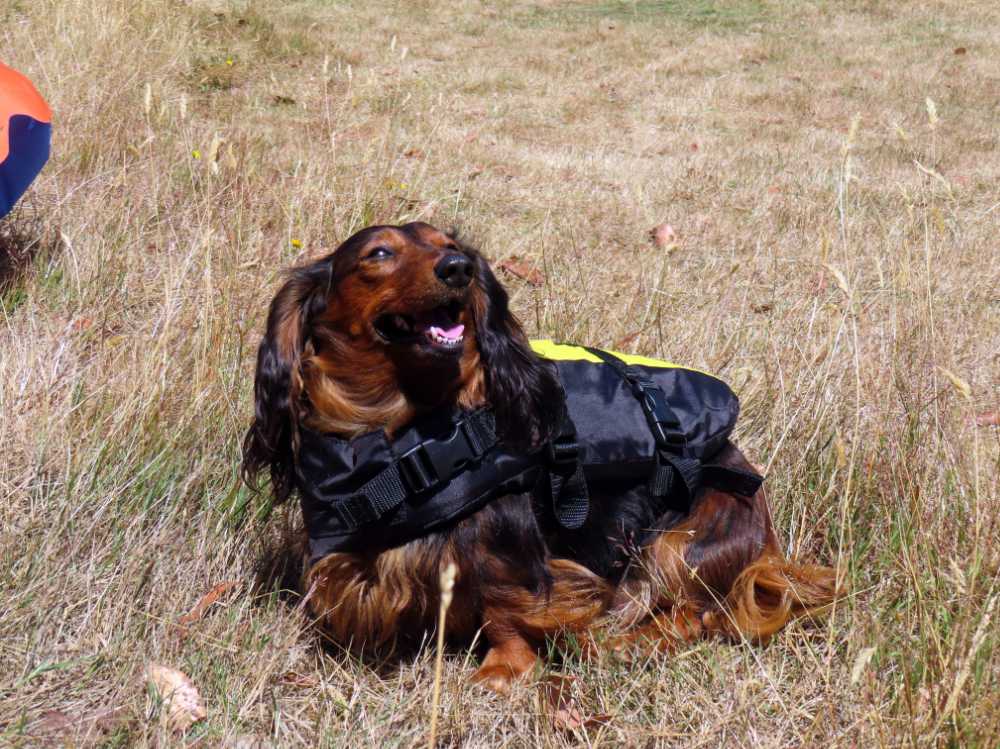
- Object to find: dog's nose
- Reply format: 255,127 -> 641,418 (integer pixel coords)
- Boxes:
434,254 -> 474,288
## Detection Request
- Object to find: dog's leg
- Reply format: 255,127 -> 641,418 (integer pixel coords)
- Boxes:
609,602 -> 704,657
470,557 -> 611,693
471,621 -> 538,694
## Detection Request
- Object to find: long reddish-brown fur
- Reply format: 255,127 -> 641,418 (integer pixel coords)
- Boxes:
243,222 -> 842,692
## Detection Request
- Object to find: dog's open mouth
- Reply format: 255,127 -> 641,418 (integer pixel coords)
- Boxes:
374,300 -> 465,353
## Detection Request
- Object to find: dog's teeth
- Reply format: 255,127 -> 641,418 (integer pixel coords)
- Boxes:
428,329 -> 463,346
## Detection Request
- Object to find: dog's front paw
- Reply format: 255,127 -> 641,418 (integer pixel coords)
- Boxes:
471,638 -> 538,695
470,663 -> 518,695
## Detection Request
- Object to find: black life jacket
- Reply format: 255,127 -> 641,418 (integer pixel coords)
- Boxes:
296,341 -> 763,565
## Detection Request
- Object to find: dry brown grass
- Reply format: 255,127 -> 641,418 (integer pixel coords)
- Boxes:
2,0 -> 999,745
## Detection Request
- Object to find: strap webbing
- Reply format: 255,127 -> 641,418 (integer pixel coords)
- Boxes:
650,452 -> 701,499
648,454 -> 764,512
548,409 -> 590,529
701,464 -> 764,497
332,410 -> 498,530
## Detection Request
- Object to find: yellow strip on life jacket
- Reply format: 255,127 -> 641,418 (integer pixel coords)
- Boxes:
529,339 -> 709,376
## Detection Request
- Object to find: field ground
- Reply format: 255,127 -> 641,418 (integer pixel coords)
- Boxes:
2,0 -> 999,746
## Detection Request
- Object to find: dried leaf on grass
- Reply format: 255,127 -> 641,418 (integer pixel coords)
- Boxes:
178,580 -> 242,626
145,664 -> 207,732
497,256 -> 545,286
542,674 -> 611,732
279,671 -> 320,688
975,411 -> 999,427
613,330 -> 641,349
649,223 -> 677,251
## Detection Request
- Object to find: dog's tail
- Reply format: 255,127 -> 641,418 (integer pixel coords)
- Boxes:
617,473 -> 845,647
703,552 -> 843,642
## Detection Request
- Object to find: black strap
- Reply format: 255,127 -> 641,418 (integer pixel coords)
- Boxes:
648,454 -> 764,511
332,410 -> 498,529
649,452 -> 702,501
702,463 -> 764,497
547,408 -> 590,529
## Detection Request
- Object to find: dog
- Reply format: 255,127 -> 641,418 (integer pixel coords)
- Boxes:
242,221 -> 840,692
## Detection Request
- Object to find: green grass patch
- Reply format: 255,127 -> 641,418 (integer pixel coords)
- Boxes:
519,0 -> 768,30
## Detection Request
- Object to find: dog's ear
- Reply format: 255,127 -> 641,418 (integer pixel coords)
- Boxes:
468,248 -> 564,448
242,262 -> 331,503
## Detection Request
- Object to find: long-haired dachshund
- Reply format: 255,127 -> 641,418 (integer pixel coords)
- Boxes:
243,222 -> 840,692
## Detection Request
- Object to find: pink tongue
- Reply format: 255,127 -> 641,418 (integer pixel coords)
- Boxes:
429,323 -> 465,340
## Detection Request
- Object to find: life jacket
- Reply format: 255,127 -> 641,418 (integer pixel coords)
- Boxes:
296,341 -> 763,565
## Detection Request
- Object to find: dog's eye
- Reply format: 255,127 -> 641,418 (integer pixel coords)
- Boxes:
365,246 -> 394,261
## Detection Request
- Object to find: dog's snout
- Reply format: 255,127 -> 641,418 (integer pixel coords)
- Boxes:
434,254 -> 474,288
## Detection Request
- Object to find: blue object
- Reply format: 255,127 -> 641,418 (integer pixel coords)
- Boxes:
1,113 -> 51,218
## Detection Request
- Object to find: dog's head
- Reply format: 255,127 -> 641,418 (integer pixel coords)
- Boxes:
242,222 -> 563,503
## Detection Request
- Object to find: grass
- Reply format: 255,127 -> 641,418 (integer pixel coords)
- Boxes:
519,0 -> 769,30
1,0 -> 999,745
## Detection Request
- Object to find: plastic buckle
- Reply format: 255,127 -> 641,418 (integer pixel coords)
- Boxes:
398,420 -> 481,493
639,386 -> 685,449
547,438 -> 579,468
